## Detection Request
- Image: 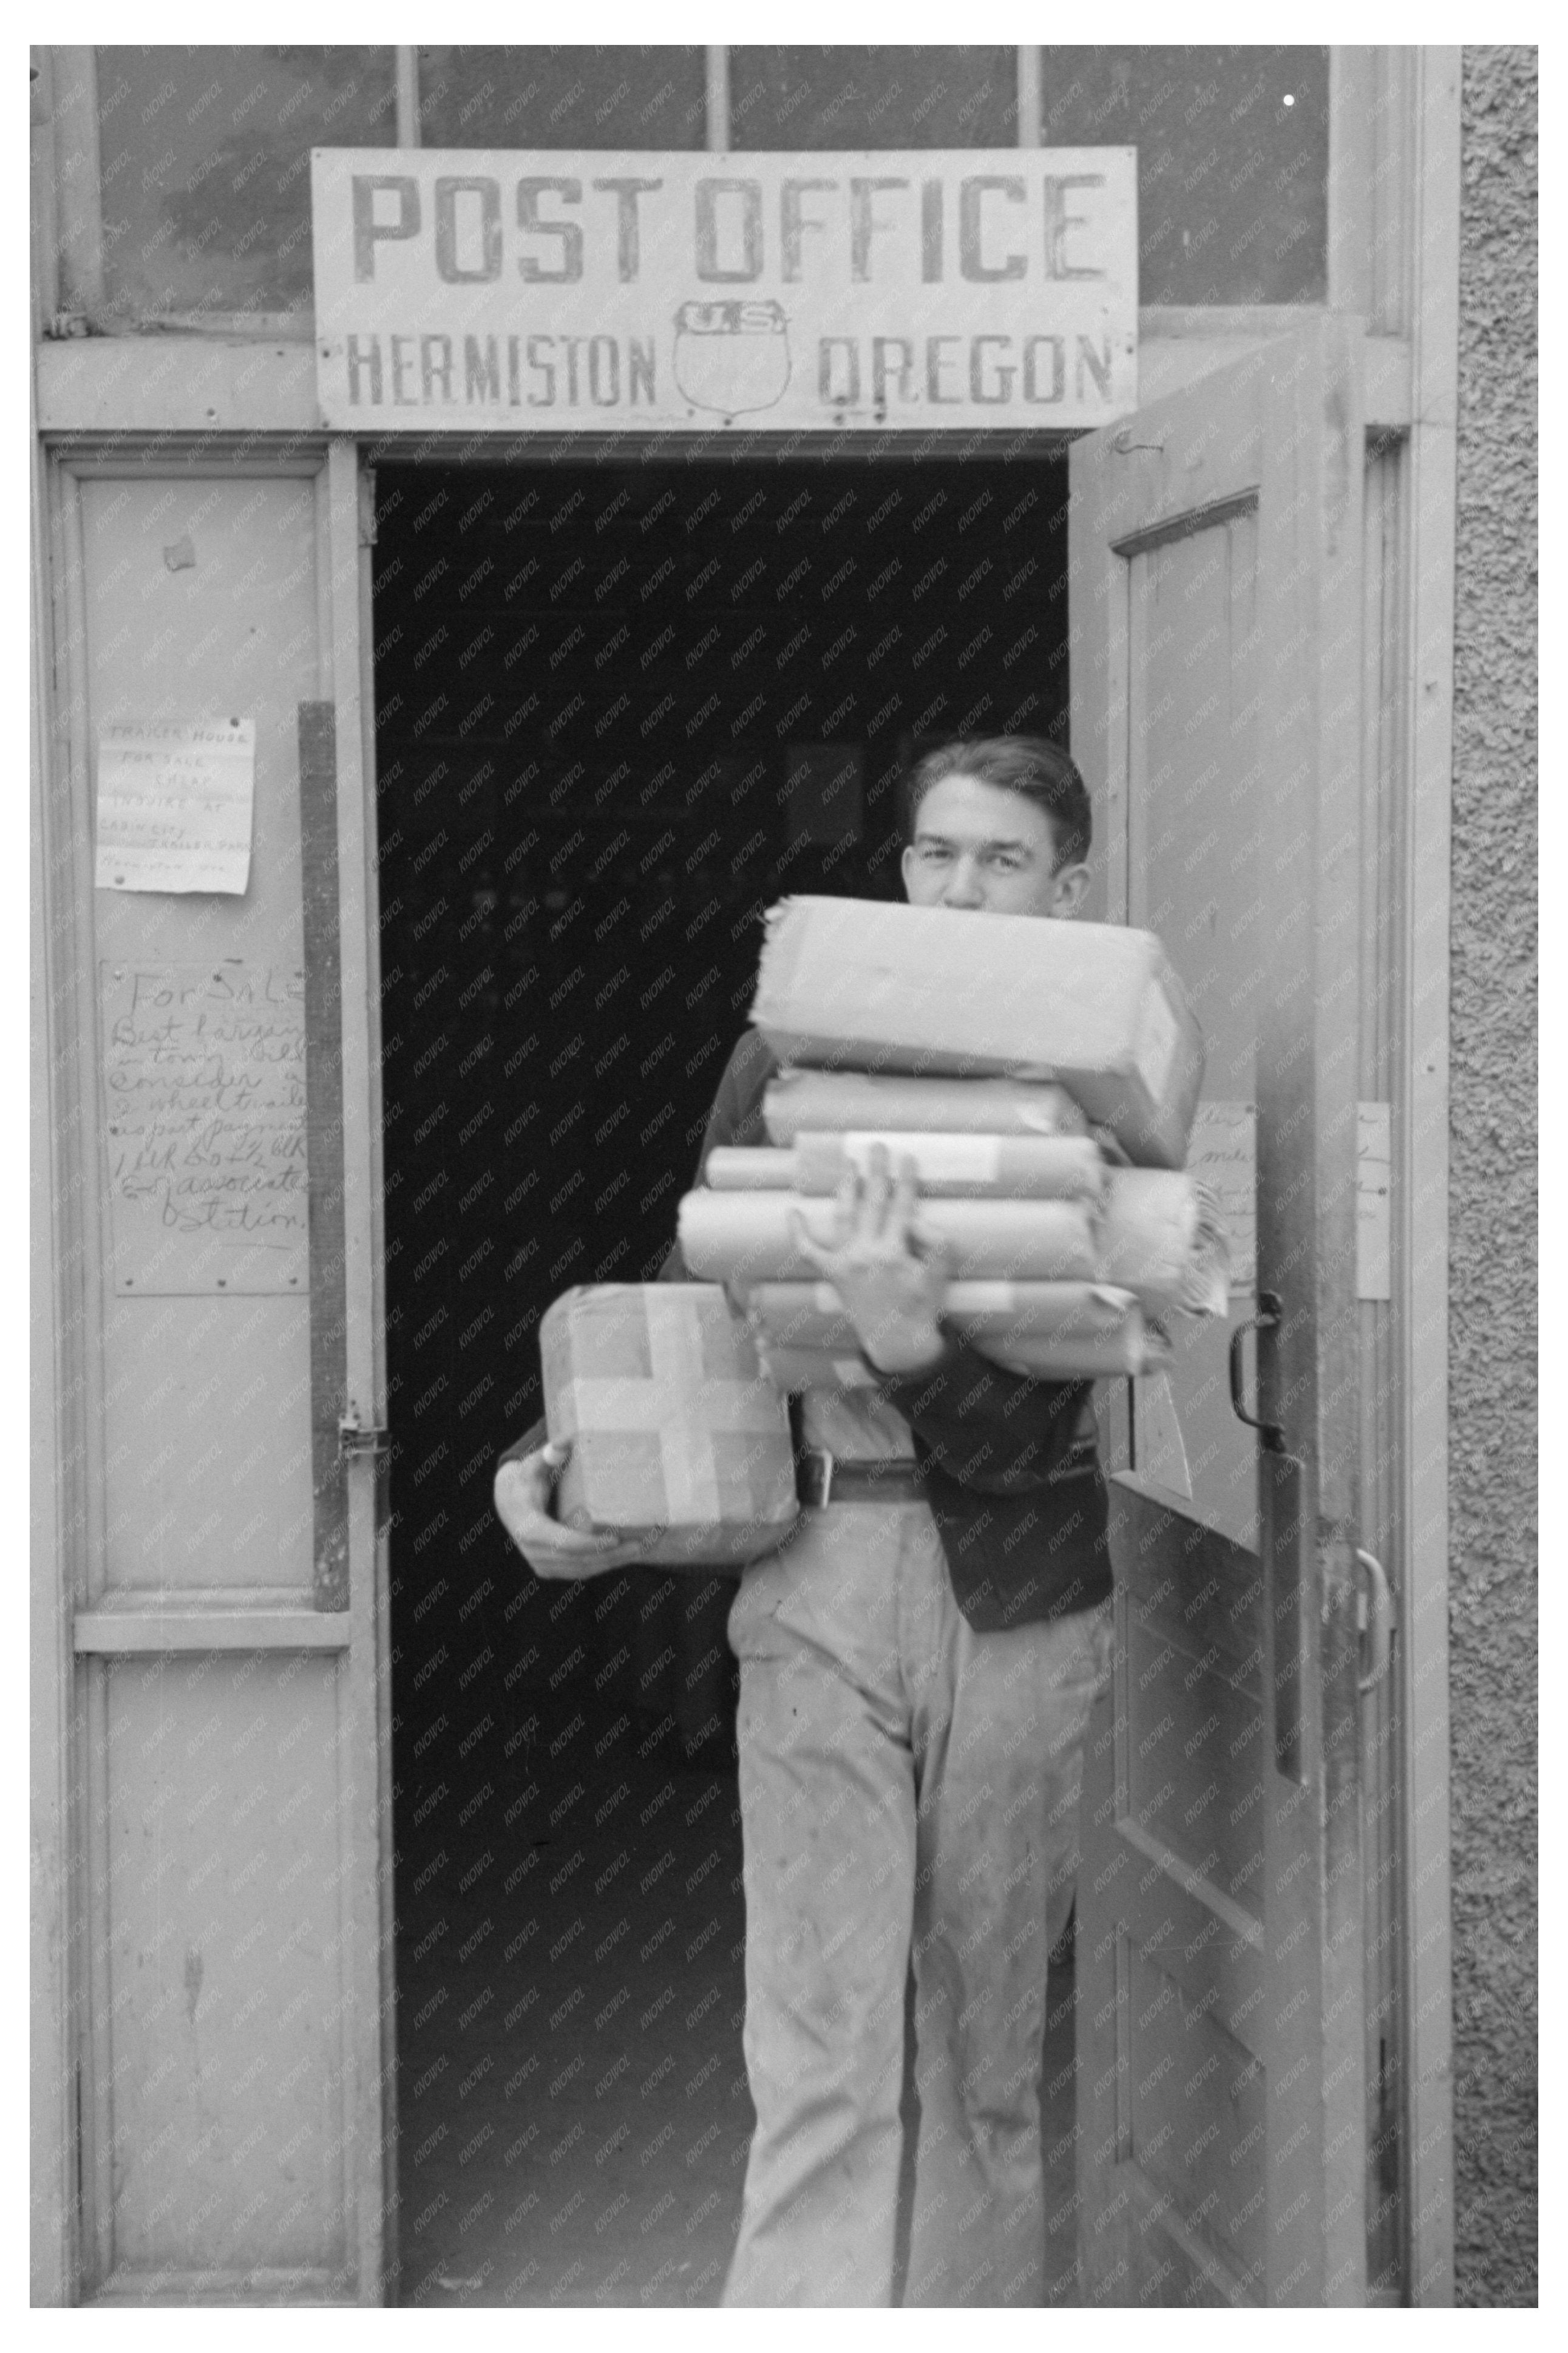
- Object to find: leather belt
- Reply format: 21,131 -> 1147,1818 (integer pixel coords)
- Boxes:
796,1449 -> 925,1508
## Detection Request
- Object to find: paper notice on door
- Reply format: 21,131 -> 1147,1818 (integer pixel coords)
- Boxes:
94,718 -> 256,894
1357,1102 -> 1393,1300
1184,1100 -> 1256,1292
100,961 -> 308,1294
1132,1369 -> 1193,1500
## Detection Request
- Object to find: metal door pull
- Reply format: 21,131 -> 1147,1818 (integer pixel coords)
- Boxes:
1228,1290 -> 1284,1452
1356,1546 -> 1396,1693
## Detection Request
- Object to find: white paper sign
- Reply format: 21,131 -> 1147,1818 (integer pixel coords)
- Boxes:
95,718 -> 256,895
1184,1099 -> 1257,1292
311,148 -> 1137,435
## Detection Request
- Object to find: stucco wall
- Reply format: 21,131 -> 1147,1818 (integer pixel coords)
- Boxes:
1448,43 -> 1538,2310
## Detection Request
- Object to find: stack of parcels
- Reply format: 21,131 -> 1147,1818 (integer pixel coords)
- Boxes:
676,897 -> 1228,1386
538,1284 -> 799,1567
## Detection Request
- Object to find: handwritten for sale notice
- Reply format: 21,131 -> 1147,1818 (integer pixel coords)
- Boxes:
101,962 -> 308,1293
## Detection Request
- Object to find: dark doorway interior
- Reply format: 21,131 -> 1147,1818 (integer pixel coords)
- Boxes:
373,449 -> 1073,2306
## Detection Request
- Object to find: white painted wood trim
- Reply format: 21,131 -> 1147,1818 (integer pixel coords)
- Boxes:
1016,48 -> 1042,149
44,454 -> 117,2290
30,50 -> 61,327
353,460 -> 403,2303
705,47 -> 729,154
35,341 -> 321,437
49,46 -> 101,312
326,440 -> 393,2304
72,1610 -> 353,1653
29,324 -> 76,2314
395,47 -> 420,149
1397,44 -> 1461,2311
33,322 -> 1413,441
85,2265 -> 357,2306
1328,47 -> 1376,315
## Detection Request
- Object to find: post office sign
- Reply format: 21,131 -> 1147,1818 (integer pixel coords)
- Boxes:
311,148 -> 1136,434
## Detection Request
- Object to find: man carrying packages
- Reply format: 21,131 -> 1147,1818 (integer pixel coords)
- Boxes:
494,735 -> 1116,2306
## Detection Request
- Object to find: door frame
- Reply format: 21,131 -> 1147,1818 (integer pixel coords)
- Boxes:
30,435 -> 396,2303
30,49 -> 1461,2305
318,329 -> 1459,2300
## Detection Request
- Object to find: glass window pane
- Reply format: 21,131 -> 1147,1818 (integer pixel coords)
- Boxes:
95,46 -> 396,319
731,47 -> 1017,148
416,47 -> 705,149
1039,45 -> 1328,305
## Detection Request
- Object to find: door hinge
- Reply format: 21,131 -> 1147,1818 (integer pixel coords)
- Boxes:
358,468 -> 378,550
339,1405 -> 390,1466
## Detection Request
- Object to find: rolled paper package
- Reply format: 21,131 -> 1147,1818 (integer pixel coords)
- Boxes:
677,1189 -> 1102,1286
753,1337 -> 883,1394
752,1319 -> 1173,1388
747,1279 -> 1147,1346
704,1148 -> 796,1191
746,1279 -> 1172,1380
762,1068 -> 1090,1144
682,1181 -> 1228,1311
1099,1170 -> 1231,1316
704,1132 -> 1107,1201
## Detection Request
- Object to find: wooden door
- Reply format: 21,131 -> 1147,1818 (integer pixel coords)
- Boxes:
1070,318 -> 1369,2305
41,442 -> 394,2302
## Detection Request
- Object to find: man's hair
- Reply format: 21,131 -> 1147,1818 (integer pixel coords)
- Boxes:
904,735 -> 1092,871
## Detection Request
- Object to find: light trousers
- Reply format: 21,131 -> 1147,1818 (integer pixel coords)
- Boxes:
721,1497 -> 1113,2307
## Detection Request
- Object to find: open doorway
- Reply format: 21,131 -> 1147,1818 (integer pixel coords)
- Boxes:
372,446 -> 1075,2306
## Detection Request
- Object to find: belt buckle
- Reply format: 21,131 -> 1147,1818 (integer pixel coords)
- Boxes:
801,1448 -> 835,1509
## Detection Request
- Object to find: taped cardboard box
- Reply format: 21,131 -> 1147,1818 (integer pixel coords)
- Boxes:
540,1284 -> 799,1568
751,897 -> 1206,1168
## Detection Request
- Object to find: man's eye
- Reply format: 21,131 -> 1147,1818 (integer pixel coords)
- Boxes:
986,853 -> 1022,872
918,845 -> 950,863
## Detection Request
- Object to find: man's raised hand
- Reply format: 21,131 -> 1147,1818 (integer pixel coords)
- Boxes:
787,1143 -> 951,1375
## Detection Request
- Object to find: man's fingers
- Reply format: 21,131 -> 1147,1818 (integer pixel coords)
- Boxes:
892,1152 -> 923,1238
832,1166 -> 860,1249
789,1206 -> 832,1272
541,1521 -> 631,1555
864,1143 -> 893,1238
494,1448 -> 643,1581
526,1538 -> 642,1582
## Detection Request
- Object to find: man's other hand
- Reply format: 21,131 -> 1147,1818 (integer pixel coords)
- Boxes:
493,1443 -> 645,1579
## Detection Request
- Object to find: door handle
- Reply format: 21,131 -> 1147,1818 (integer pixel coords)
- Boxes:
1229,1290 -> 1284,1451
1356,1546 -> 1396,1694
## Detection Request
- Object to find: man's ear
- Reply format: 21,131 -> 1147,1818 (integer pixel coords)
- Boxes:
900,842 -> 917,894
1050,862 -> 1091,918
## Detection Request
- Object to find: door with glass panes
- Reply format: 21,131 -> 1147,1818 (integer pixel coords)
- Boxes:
1070,317 -> 1371,2306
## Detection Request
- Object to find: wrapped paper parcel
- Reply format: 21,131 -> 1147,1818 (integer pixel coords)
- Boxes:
539,1284 -> 799,1567
750,897 -> 1206,1168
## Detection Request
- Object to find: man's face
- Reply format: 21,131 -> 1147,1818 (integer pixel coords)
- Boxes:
900,772 -> 1089,918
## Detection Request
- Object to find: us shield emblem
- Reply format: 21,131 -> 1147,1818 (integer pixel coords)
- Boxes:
673,300 -> 791,418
